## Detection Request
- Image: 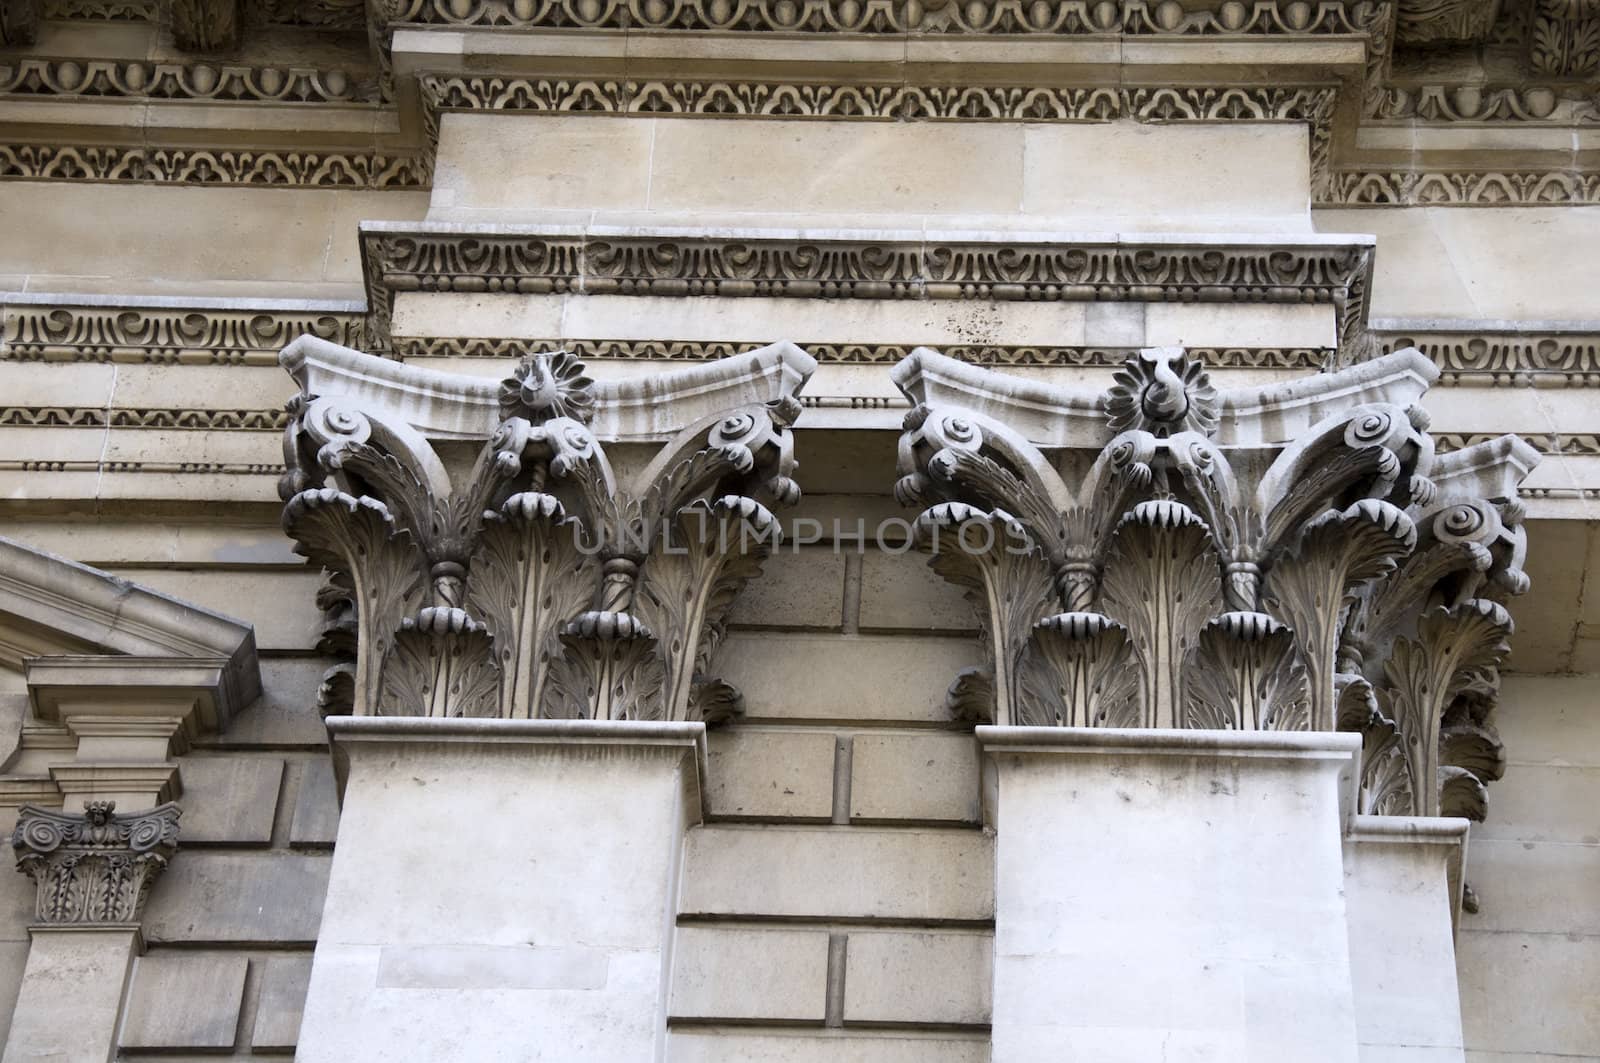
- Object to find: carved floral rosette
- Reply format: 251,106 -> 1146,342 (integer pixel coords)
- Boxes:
895,344 -> 1536,826
12,801 -> 182,925
278,339 -> 810,723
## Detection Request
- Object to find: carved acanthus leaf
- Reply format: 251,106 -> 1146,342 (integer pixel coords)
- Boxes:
466,492 -> 596,718
634,496 -> 777,723
1264,499 -> 1417,730
1016,612 -> 1139,727
282,487 -> 425,716
543,612 -> 666,722
915,502 -> 1056,727
1184,612 -> 1310,730
1379,600 -> 1513,817
1099,500 -> 1221,729
378,607 -> 501,718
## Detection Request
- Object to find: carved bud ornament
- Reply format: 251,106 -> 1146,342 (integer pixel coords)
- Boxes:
896,345 -> 1535,829
278,341 -> 809,724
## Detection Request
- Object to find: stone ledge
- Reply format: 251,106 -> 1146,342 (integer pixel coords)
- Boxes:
325,716 -> 710,819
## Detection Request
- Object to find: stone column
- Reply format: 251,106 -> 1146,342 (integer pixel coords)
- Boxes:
979,726 -> 1363,1063
1,801 -> 181,1063
1344,815 -> 1470,1062
296,717 -> 707,1063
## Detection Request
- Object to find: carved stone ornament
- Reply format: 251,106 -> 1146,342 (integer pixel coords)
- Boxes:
277,336 -> 813,723
895,345 -> 1537,823
12,801 -> 181,925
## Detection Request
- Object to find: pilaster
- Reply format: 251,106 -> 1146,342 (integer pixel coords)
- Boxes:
296,717 -> 707,1063
980,727 -> 1363,1061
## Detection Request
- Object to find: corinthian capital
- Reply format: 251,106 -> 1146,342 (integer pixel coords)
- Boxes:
277,337 -> 814,723
895,344 -> 1536,823
12,801 -> 182,926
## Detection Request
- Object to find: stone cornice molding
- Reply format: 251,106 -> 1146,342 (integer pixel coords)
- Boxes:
278,338 -> 814,722
0,536 -> 261,712
25,656 -> 243,745
325,715 -> 708,815
11,800 -> 181,925
896,343 -> 1534,825
358,225 -> 1378,359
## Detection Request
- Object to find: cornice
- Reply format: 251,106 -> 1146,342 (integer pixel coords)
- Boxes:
358,225 -> 1378,359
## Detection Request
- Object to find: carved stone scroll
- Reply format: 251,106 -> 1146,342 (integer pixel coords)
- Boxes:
895,345 -> 1535,822
12,801 -> 181,925
278,337 -> 813,724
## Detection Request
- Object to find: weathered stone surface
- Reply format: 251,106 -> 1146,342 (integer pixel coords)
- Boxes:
177,756 -> 284,844
843,930 -> 993,1026
681,825 -> 993,921
858,550 -> 976,632
121,952 -> 248,1050
1458,930 -> 1600,1057
252,954 -> 314,1052
850,732 -> 980,824
716,633 -> 982,723
289,757 -> 340,848
668,1031 -> 990,1062
670,927 -> 830,1022
2,927 -> 138,1063
142,852 -> 330,944
725,547 -> 846,629
707,728 -> 836,821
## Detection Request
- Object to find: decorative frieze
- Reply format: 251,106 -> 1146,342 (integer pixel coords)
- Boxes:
0,407 -> 289,429
421,76 -> 1333,125
0,144 -> 426,188
395,336 -> 1331,369
12,801 -> 181,925
360,227 -> 1377,359
381,0 -> 1376,36
0,58 -> 375,104
1,303 -> 365,364
895,343 -> 1535,822
1323,169 -> 1600,205
277,336 -> 813,722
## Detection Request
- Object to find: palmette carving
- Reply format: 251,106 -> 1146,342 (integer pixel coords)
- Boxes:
13,801 -> 181,925
895,344 -> 1534,822
279,340 -> 811,722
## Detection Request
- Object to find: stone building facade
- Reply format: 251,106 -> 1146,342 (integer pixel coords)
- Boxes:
0,0 -> 1596,1059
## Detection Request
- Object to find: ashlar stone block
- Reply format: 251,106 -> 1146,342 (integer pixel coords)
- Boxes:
706,728 -> 836,821
251,954 -> 314,1052
120,952 -> 248,1050
670,927 -> 830,1023
849,732 -> 980,824
842,930 -> 993,1027
176,755 -> 283,844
